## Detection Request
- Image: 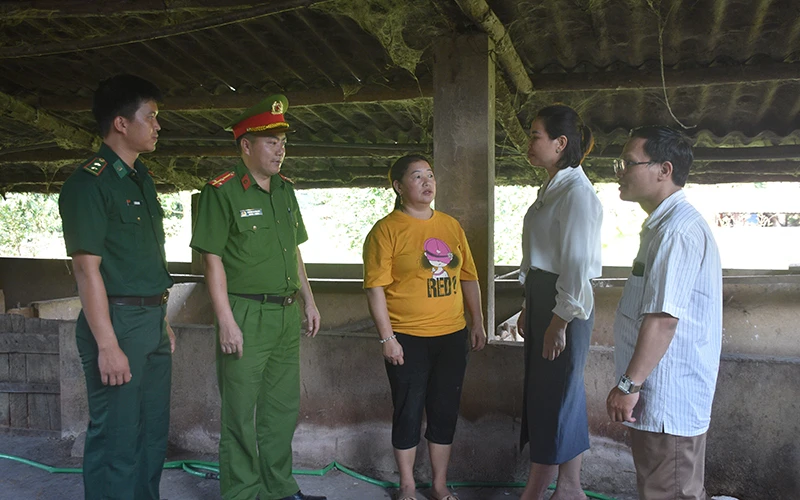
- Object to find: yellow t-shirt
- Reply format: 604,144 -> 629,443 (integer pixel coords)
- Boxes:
363,210 -> 479,337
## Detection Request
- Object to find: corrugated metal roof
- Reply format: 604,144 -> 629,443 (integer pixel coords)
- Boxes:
1,0 -> 799,192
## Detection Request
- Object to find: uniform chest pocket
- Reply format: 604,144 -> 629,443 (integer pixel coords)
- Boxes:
618,275 -> 645,320
120,205 -> 144,225
115,205 -> 145,251
234,216 -> 271,257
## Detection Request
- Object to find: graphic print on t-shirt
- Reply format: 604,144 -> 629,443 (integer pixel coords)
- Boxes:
423,238 -> 460,298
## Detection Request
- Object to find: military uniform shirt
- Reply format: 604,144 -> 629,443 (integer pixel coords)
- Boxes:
59,143 -> 173,296
190,160 -> 308,294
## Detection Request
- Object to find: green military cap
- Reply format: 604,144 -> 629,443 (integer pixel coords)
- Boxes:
225,94 -> 290,140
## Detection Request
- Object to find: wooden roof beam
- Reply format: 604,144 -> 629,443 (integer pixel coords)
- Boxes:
36,82 -> 434,112
33,62 -> 800,112
531,62 -> 800,92
6,144 -> 800,163
0,0 -> 323,59
454,0 -> 533,96
0,1 -> 273,18
495,74 -> 529,155
591,145 -> 800,162
0,143 -> 422,162
0,91 -> 100,152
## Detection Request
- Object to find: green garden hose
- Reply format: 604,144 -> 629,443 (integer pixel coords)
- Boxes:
0,453 -> 617,500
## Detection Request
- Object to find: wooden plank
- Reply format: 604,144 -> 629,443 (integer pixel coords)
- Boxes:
0,427 -> 60,438
9,393 -> 27,428
0,352 -> 8,380
0,333 -> 59,354
48,393 -> 61,431
8,353 -> 27,428
0,354 -> 8,426
8,353 -> 25,382
0,0 -> 282,18
0,91 -> 101,152
25,353 -> 59,383
28,393 -> 59,431
0,382 -> 60,394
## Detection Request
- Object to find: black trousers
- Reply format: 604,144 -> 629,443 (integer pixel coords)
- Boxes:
385,328 -> 469,449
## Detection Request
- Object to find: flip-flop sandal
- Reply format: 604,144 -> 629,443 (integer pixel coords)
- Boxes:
431,495 -> 459,500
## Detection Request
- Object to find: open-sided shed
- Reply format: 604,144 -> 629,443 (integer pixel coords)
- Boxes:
1,0 -> 799,192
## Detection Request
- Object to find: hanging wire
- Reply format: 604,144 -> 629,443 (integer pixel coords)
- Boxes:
647,0 -> 696,130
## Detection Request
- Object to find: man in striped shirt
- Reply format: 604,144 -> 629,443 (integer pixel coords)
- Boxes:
606,126 -> 723,500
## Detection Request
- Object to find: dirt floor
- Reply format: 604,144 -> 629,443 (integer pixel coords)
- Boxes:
0,432 -> 637,500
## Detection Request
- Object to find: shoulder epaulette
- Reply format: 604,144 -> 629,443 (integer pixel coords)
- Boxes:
82,157 -> 107,176
279,173 -> 294,184
209,171 -> 235,188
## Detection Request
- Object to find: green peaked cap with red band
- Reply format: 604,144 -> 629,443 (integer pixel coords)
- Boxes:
225,94 -> 290,140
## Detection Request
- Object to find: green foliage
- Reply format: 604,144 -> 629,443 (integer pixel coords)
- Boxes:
494,185 -> 538,265
159,192 -> 187,239
0,193 -> 63,257
297,185 -> 539,265
296,187 -> 396,255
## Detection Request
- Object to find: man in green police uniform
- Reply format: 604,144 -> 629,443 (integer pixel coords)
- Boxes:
190,95 -> 325,500
59,74 -> 175,500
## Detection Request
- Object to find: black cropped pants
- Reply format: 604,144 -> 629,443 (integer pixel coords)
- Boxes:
385,328 -> 469,450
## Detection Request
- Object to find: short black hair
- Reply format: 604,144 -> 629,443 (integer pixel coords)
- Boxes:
629,126 -> 694,187
389,154 -> 430,211
536,104 -> 594,170
92,74 -> 163,137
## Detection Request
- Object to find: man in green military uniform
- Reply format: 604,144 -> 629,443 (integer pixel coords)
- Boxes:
58,74 -> 175,500
190,95 -> 325,500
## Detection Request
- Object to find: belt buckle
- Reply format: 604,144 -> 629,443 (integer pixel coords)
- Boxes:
282,295 -> 294,306
161,290 -> 170,305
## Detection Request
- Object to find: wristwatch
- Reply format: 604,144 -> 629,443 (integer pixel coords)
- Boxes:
617,374 -> 642,395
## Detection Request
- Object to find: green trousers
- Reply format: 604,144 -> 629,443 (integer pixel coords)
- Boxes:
76,303 -> 172,500
217,295 -> 301,500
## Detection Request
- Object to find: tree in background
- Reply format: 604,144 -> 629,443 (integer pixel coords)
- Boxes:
0,193 -> 63,257
0,192 -> 189,259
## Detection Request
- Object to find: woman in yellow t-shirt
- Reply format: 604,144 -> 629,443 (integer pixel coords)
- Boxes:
363,154 -> 486,500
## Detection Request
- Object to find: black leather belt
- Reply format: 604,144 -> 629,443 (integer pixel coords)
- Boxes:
232,292 -> 297,306
108,291 -> 169,307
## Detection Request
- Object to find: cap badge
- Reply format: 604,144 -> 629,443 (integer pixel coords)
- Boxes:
271,100 -> 284,115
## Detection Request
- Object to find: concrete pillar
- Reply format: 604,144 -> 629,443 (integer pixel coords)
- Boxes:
190,193 -> 203,275
433,34 -> 496,331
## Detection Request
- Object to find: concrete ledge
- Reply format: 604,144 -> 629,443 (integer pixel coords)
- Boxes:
56,323 -> 800,498
32,297 -> 82,321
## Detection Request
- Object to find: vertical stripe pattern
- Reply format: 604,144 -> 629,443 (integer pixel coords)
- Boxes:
614,190 -> 723,437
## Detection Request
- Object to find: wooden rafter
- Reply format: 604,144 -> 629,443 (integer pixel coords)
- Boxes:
35,83 -> 433,112
0,90 -> 100,152
453,0 -> 533,95
32,62 -> 800,112
0,0 -> 323,59
495,75 -> 529,155
0,0 -> 273,18
6,144 -> 800,164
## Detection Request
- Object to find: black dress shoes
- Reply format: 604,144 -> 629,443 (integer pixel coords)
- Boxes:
279,491 -> 327,500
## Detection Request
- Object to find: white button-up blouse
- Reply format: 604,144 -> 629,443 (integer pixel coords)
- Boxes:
519,165 -> 603,321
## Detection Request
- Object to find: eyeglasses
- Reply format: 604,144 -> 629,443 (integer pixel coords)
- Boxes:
613,159 -> 654,175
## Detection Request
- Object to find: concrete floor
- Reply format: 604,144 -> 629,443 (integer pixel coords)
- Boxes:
0,433 -> 636,500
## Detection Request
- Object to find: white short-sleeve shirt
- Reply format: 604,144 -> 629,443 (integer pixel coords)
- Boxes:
614,190 -> 723,436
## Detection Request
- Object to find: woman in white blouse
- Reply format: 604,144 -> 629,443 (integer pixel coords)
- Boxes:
517,104 -> 603,500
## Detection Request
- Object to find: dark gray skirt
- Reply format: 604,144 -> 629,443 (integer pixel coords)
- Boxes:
519,269 -> 593,464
